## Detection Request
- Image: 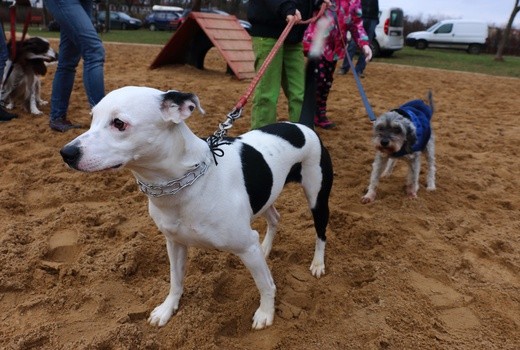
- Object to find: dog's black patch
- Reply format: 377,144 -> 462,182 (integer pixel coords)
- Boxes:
240,143 -> 273,215
311,143 -> 333,241
258,123 -> 306,149
161,91 -> 197,108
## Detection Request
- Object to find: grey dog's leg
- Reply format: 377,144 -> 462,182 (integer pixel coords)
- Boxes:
381,158 -> 397,177
406,153 -> 421,198
362,152 -> 387,203
425,133 -> 436,191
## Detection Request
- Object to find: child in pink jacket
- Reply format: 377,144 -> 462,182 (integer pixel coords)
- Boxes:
303,0 -> 371,129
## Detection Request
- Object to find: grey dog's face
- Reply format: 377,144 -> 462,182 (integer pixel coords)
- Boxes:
372,111 -> 416,154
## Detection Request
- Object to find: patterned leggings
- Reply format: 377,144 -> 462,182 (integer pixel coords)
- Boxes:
315,59 -> 338,118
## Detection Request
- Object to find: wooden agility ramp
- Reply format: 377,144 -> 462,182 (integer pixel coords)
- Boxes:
150,12 -> 255,80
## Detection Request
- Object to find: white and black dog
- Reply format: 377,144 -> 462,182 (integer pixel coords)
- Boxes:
1,37 -> 57,115
60,86 -> 333,329
362,91 -> 436,203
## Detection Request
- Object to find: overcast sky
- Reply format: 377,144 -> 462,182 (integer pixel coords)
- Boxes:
378,0 -> 520,27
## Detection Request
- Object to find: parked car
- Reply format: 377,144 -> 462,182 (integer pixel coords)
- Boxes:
406,20 -> 488,54
174,8 -> 251,32
98,11 -> 142,30
144,5 -> 184,31
47,18 -> 105,33
48,20 -> 60,32
372,7 -> 404,57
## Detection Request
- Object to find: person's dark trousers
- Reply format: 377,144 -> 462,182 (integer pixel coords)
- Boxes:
340,18 -> 378,74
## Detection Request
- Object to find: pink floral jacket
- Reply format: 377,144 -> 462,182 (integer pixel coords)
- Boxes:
303,0 -> 369,62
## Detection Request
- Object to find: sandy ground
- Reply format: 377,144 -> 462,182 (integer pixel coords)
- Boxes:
0,41 -> 519,350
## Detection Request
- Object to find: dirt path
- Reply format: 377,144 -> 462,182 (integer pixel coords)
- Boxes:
0,42 -> 519,349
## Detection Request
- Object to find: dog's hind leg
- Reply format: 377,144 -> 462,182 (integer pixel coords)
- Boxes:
381,158 -> 397,177
29,79 -> 42,115
406,153 -> 421,198
148,238 -> 187,327
4,100 -> 14,110
261,205 -> 280,258
35,79 -> 48,106
304,146 -> 333,278
238,243 -> 276,329
1,87 -> 15,110
425,134 -> 436,191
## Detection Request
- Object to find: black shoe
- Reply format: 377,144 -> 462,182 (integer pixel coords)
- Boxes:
337,68 -> 348,75
50,117 -> 82,132
314,115 -> 337,129
0,106 -> 18,122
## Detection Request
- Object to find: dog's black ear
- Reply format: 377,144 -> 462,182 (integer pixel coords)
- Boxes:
161,91 -> 205,124
405,124 -> 417,153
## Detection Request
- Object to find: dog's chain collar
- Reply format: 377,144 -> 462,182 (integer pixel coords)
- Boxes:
136,162 -> 208,197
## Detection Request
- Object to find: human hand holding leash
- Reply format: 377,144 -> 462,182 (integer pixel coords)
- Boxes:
362,45 -> 373,61
286,9 -> 302,23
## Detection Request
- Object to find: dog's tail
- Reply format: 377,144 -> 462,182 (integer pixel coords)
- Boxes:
427,90 -> 434,115
299,17 -> 331,130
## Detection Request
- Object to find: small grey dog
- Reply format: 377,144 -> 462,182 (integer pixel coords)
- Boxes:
362,91 -> 436,203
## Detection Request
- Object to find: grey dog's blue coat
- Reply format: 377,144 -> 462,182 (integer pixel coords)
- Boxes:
392,99 -> 433,157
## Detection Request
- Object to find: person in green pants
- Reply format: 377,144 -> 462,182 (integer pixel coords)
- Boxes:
247,0 -> 326,129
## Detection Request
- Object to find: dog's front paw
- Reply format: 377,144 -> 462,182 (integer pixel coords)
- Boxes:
30,109 -> 43,115
310,261 -> 325,278
148,295 -> 180,327
406,184 -> 418,199
361,192 -> 376,204
38,100 -> 49,106
426,184 -> 436,191
252,306 -> 274,330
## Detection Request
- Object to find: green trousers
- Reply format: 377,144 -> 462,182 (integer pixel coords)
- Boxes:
251,37 -> 305,129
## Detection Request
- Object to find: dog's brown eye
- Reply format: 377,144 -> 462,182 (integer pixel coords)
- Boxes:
112,118 -> 127,131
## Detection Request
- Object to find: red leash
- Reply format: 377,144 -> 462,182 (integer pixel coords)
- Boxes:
9,5 -> 16,61
235,3 -> 327,111
235,18 -> 296,112
21,6 -> 32,43
209,17 -> 297,141
211,3 -> 328,140
3,5 -> 32,87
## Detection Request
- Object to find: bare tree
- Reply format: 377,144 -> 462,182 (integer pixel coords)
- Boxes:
192,0 -> 201,11
494,0 -> 520,61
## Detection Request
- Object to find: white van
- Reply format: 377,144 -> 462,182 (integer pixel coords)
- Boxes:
372,7 -> 404,57
406,20 -> 488,54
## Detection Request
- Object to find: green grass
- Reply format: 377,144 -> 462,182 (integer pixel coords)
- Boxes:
27,27 -> 520,78
27,27 -> 173,45
373,47 -> 520,78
